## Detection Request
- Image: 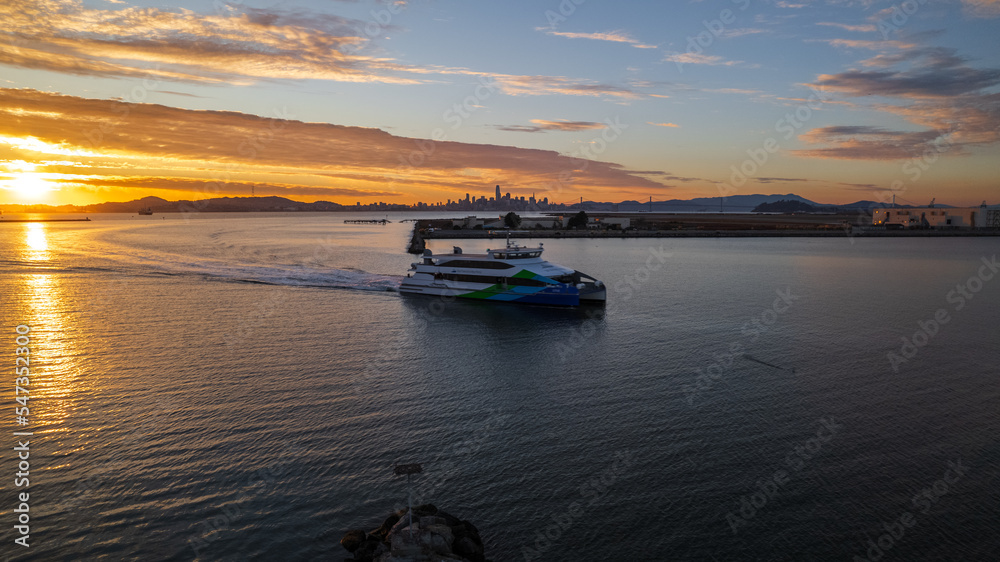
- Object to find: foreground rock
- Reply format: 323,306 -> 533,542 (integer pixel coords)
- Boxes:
340,504 -> 489,562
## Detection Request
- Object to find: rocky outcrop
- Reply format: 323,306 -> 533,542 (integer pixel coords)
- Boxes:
340,504 -> 488,562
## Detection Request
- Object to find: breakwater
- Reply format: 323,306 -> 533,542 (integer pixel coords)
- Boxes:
418,228 -> 1000,240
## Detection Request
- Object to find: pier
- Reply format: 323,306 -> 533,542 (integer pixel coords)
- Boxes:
344,219 -> 390,224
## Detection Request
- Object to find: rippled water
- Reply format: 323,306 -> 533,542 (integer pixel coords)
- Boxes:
1,213 -> 997,561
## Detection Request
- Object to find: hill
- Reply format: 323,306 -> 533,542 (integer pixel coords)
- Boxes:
618,193 -> 821,213
752,200 -> 817,213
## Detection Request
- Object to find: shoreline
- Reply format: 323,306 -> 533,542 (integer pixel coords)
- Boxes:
0,218 -> 92,223
421,229 -> 1000,239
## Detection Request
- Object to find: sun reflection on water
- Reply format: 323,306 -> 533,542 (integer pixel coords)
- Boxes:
23,222 -> 49,261
18,225 -> 84,443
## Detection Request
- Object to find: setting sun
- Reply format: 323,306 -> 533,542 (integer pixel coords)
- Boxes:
4,171 -> 53,201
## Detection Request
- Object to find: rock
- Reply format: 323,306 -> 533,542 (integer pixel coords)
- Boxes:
389,514 -> 417,537
453,537 -> 484,562
371,512 -> 402,541
342,505 -> 488,562
424,523 -> 454,548
419,516 -> 447,528
341,529 -> 368,553
412,504 -> 439,518
354,538 -> 388,561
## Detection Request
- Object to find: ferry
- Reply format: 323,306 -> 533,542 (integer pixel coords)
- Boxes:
399,238 -> 606,306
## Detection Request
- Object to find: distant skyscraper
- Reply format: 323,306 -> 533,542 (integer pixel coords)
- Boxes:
495,185 -> 501,201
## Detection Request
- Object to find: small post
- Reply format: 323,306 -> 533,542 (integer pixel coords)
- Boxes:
394,463 -> 422,539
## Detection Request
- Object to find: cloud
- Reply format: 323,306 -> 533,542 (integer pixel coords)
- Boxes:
720,28 -> 771,38
541,29 -> 656,49
0,0 -> 422,85
0,88 -> 667,201
51,176 -> 398,198
796,46 -> 1000,160
628,171 -> 710,183
961,0 -> 1000,17
811,50 -> 1000,98
0,0 -> 649,102
754,177 -> 809,183
495,120 -> 607,133
647,122 -> 680,128
821,39 -> 915,50
794,126 -> 946,160
816,22 -> 877,32
487,74 -> 641,99
662,52 -> 742,66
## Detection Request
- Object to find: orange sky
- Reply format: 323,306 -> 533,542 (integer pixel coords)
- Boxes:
0,88 -> 672,207
2,0 -> 999,208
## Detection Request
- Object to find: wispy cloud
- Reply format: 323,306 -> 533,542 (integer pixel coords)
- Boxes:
961,0 -> 1000,17
495,120 -> 607,133
721,28 -> 771,38
821,39 -> 916,50
540,29 -> 656,49
486,74 -> 642,99
0,0 -> 421,85
795,126 -> 946,160
816,22 -> 877,32
661,52 -> 742,66
648,122 -> 680,128
753,177 -> 808,183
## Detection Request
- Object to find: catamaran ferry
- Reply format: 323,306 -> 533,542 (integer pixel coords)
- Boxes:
399,239 -> 606,306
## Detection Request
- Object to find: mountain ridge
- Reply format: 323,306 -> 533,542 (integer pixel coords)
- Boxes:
1,193 -> 954,214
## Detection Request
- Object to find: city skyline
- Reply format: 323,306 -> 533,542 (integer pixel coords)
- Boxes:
1,0 -> 999,208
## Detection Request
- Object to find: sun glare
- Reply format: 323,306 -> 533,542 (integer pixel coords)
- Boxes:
3,172 -> 53,201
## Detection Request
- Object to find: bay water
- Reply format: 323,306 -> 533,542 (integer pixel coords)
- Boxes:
1,213 -> 997,560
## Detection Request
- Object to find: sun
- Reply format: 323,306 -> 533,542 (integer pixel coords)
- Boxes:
5,172 -> 53,202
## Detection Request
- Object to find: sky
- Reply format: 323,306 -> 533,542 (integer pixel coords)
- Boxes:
0,0 -> 998,207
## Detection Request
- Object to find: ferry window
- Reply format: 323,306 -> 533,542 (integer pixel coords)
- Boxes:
437,260 -> 513,269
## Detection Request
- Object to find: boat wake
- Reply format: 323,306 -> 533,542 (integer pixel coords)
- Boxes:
79,249 -> 404,292
156,260 -> 403,291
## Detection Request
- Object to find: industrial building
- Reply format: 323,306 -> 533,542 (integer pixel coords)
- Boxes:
872,203 -> 1000,229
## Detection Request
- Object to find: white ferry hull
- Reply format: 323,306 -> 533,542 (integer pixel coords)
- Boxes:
399,241 -> 606,307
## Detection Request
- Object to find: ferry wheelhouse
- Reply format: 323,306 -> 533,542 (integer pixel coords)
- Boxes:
399,240 -> 605,306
